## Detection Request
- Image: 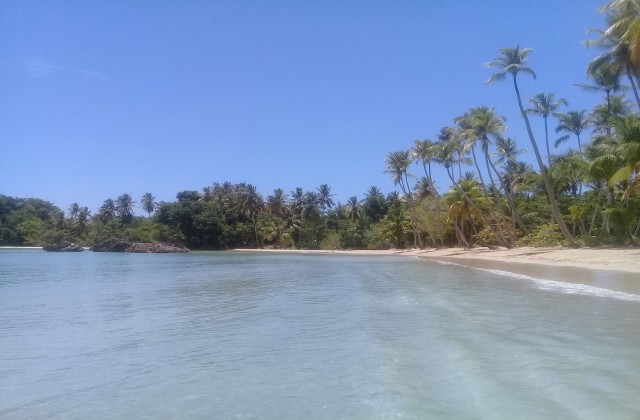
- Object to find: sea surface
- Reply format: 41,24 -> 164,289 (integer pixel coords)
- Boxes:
1,249 -> 640,419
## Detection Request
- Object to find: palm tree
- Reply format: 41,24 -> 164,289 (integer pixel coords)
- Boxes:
266,188 -> 290,246
115,193 -> 135,224
527,92 -> 569,161
98,198 -> 116,223
411,139 -> 438,196
140,193 -> 157,218
67,203 -> 80,220
240,184 -> 264,247
457,106 -> 507,189
344,196 -> 362,222
385,150 -> 422,247
445,179 -> 489,248
485,46 -> 579,246
587,2 -> 640,109
590,95 -> 634,134
576,62 -> 624,125
317,184 -> 335,213
494,136 -> 529,234
555,110 -> 591,151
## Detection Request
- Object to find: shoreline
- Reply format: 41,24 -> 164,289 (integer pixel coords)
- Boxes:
233,247 -> 640,295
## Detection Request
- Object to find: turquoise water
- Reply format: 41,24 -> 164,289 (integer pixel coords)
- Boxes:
1,249 -> 640,419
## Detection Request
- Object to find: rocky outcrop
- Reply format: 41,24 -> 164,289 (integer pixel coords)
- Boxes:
91,239 -> 188,253
126,242 -> 189,253
43,241 -> 84,252
91,239 -> 130,252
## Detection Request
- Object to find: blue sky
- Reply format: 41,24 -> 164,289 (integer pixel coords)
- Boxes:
1,0 -> 610,213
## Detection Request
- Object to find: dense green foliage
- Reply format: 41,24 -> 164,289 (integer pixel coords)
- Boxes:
4,1 -> 640,250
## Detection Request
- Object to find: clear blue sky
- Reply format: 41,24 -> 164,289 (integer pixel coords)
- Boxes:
1,0 -> 608,213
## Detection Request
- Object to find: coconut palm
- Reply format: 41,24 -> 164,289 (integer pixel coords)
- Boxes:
317,184 -> 335,213
67,203 -> 80,220
411,139 -> 439,196
576,62 -> 624,124
115,193 -> 135,223
590,95 -> 634,134
385,150 -> 422,247
526,92 -> 569,161
587,2 -> 640,108
140,193 -> 158,218
555,110 -> 591,151
457,106 -> 507,189
240,184 -> 264,247
344,196 -> 362,222
445,179 -> 489,248
98,198 -> 116,223
485,46 -> 578,246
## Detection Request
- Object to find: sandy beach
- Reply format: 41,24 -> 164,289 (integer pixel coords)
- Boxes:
234,247 -> 640,294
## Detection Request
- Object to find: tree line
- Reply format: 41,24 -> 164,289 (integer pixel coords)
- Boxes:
3,0 -> 640,249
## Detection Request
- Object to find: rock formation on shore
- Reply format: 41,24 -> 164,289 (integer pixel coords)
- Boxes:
90,239 -> 188,253
43,241 -> 84,252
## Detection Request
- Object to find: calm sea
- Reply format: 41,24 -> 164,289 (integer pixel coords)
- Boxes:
1,249 -> 639,419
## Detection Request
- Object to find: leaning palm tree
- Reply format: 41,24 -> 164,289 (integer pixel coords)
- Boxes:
526,92 -> 569,162
555,110 -> 591,151
140,193 -> 158,218
587,2 -> 640,109
485,46 -> 578,246
385,150 -> 422,247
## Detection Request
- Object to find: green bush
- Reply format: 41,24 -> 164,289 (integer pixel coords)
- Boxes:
516,222 -> 568,247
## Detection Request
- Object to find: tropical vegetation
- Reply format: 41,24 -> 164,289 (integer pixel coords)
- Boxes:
4,1 -> 640,250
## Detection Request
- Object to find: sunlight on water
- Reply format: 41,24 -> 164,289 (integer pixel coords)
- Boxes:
1,249 -> 639,419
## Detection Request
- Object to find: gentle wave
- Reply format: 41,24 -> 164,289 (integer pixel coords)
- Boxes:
427,259 -> 640,302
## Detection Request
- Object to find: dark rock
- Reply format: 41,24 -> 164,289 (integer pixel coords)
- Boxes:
90,239 -> 188,253
43,241 -> 84,252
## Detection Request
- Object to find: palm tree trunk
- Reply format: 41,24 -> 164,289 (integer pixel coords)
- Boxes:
544,116 -> 550,164
627,64 -> 640,111
512,75 -> 579,246
402,173 -> 423,248
487,155 -> 529,235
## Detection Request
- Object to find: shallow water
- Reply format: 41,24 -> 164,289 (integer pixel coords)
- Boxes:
1,249 -> 639,419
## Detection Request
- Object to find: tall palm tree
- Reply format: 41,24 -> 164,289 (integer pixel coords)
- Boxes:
266,188 -> 290,246
240,184 -> 264,247
115,193 -> 135,224
385,150 -> 422,247
98,198 -> 116,223
140,193 -> 158,218
526,92 -> 569,161
590,95 -> 634,134
576,62 -> 624,118
555,110 -> 591,151
317,184 -> 335,213
485,46 -> 579,246
344,196 -> 362,222
411,139 -> 438,196
587,2 -> 640,108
